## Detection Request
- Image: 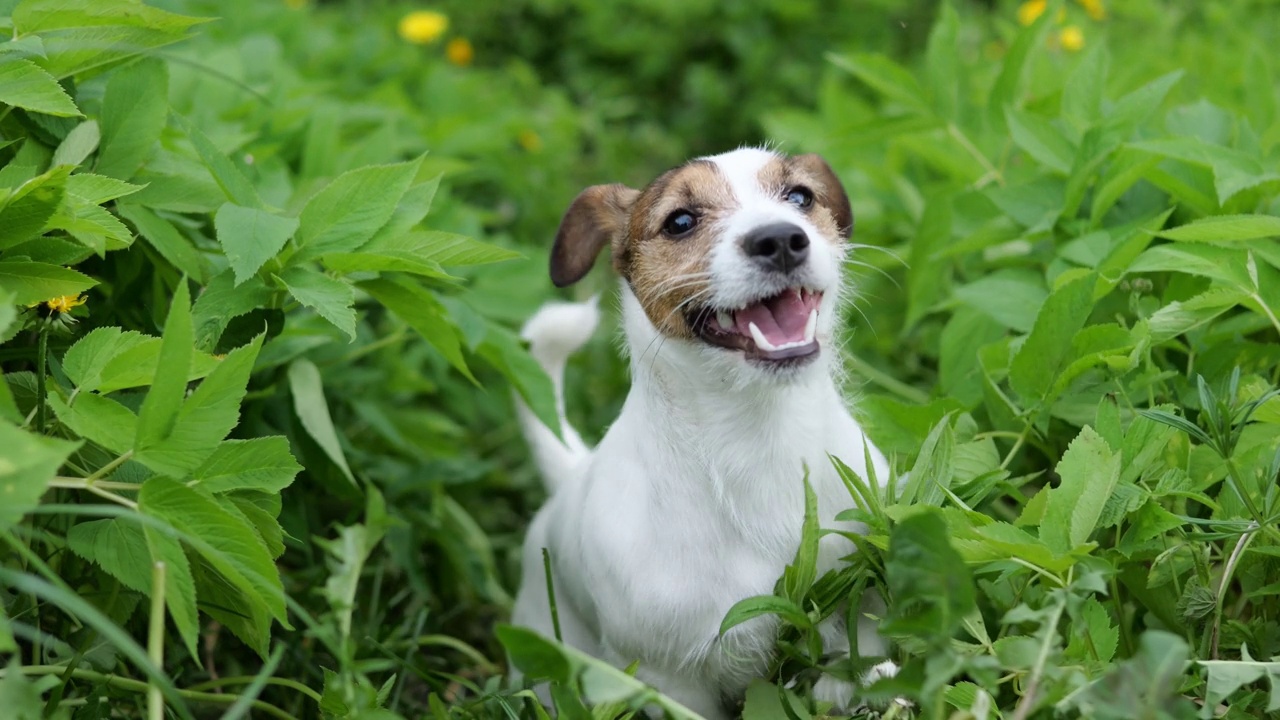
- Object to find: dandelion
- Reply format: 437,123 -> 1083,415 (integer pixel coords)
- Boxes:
398,10 -> 448,44
1059,25 -> 1085,51
1017,0 -> 1047,26
1077,0 -> 1106,20
446,37 -> 474,66
517,129 -> 543,153
28,294 -> 87,318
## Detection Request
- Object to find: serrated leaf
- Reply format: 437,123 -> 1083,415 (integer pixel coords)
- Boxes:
66,517 -> 199,659
883,511 -> 975,645
140,477 -> 288,627
952,271 -> 1047,333
116,204 -> 207,282
359,275 -> 474,382
136,334 -> 263,477
827,52 -> 930,114
214,203 -> 298,286
48,392 -> 136,454
134,282 -> 193,456
1066,597 -> 1118,665
0,423 -> 80,532
176,115 -> 261,209
189,438 -> 301,494
46,200 -> 134,254
1157,214 -> 1280,243
474,320 -> 561,440
1042,426 -> 1121,553
224,493 -> 285,559
1006,107 -> 1074,174
276,266 -> 356,340
0,57 -> 81,117
0,165 -> 72,249
97,57 -> 167,180
189,271 -> 273,352
66,173 -> 143,205
1009,271 -> 1099,403
51,120 -> 100,168
0,260 -> 97,307
288,359 -> 354,484
294,157 -> 423,259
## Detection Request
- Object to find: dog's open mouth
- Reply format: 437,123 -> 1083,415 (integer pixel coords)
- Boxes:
687,288 -> 822,363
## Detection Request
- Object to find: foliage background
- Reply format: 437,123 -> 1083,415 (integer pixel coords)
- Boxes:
2,0 -> 1280,718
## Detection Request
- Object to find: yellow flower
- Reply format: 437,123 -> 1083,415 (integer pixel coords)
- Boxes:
1077,0 -> 1106,20
517,129 -> 543,153
445,37 -> 474,66
30,294 -> 87,314
398,10 -> 448,44
1059,25 -> 1085,51
1017,0 -> 1047,26
283,0 -> 307,9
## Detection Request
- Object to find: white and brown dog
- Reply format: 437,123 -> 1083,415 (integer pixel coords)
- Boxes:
512,147 -> 895,718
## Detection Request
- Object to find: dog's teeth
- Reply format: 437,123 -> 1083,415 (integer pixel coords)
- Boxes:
803,308 -> 818,343
747,322 -> 778,352
716,311 -> 733,331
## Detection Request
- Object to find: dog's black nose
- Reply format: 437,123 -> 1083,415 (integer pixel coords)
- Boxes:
741,222 -> 810,273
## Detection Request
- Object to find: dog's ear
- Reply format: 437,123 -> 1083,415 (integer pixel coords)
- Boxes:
793,154 -> 854,240
550,184 -> 640,288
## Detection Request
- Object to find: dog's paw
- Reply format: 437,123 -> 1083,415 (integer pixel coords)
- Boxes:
812,662 -> 912,717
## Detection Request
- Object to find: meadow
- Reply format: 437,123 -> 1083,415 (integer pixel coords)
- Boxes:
1,0 -> 1279,718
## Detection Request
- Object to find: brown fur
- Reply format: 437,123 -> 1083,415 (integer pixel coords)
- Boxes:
549,152 -> 853,339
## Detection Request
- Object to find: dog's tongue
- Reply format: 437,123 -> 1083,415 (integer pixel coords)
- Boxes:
735,289 -> 812,345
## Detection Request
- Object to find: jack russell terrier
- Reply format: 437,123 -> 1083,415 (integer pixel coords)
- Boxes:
512,147 -> 896,718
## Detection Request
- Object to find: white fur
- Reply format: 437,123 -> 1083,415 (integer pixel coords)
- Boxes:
511,149 -> 893,719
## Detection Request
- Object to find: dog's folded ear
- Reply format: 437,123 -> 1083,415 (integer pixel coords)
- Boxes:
551,183 -> 639,288
792,154 -> 854,240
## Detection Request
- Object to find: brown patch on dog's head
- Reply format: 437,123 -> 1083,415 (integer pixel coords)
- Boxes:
549,150 -> 853,342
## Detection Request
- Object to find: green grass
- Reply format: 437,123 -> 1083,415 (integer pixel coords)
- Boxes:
1,0 -> 1279,718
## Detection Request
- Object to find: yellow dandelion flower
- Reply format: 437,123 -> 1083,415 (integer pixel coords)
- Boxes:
1017,0 -> 1047,26
398,10 -> 448,45
445,37 -> 474,66
46,295 -> 86,314
1077,0 -> 1106,20
517,129 -> 543,153
1059,25 -> 1085,51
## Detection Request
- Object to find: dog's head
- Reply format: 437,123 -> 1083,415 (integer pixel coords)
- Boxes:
550,148 -> 853,377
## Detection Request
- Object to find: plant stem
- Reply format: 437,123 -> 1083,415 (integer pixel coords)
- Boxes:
1010,592 -> 1067,720
49,477 -> 142,492
1222,458 -> 1280,544
185,676 -> 323,703
1210,527 -> 1256,659
148,561 -> 167,720
36,322 -> 49,433
85,450 -> 134,484
0,666 -> 296,720
542,547 -> 563,643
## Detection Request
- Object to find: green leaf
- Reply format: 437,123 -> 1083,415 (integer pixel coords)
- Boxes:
989,7 -> 1049,130
116,205 -> 208,282
0,260 -> 97,306
1199,652 -> 1280,715
1148,287 -> 1246,343
0,165 -> 72,249
883,511 -> 975,646
189,271 -> 273,352
364,229 -> 521,268
1041,425 -> 1122,553
189,438 -> 301,494
475,320 -> 561,440
952,270 -> 1047,333
1130,136 -> 1280,205
97,58 -> 167,180
51,120 -> 100,168
214,203 -> 299,286
827,52 -> 930,115
0,423 -> 80,532
136,334 -> 263,477
1061,43 -> 1109,131
719,595 -> 813,636
359,275 -> 474,382
781,474 -> 819,605
1009,271 -> 1100,403
176,115 -> 262,209
66,517 -> 200,658
1157,214 -> 1280,243
139,477 -> 289,627
134,281 -> 193,458
46,198 -> 134,255
0,58 -> 81,117
48,392 -> 136,454
293,157 -> 423,259
276,266 -> 356,340
63,327 -> 218,395
287,359 -> 355,484
924,2 -> 960,120
320,251 -> 459,281
1006,107 -> 1074,174
1065,597 -> 1118,664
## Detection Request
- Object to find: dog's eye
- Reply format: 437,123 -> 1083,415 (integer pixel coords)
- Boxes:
785,186 -> 814,209
662,210 -> 697,237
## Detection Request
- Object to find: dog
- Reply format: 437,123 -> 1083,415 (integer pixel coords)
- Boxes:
511,147 -> 895,719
